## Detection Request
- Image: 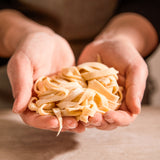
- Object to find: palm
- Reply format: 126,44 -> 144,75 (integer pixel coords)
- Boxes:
20,33 -> 75,80
78,39 -> 148,128
8,32 -> 85,133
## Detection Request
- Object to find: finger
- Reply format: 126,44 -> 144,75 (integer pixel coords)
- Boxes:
20,109 -> 59,130
81,121 -> 95,128
51,121 -> 85,133
126,62 -> 148,114
49,128 -> 67,132
85,125 -> 95,128
96,118 -> 117,130
7,52 -> 33,113
62,117 -> 78,129
81,122 -> 95,128
87,112 -> 103,127
69,122 -> 86,133
104,110 -> 137,127
77,45 -> 97,65
117,74 -> 125,87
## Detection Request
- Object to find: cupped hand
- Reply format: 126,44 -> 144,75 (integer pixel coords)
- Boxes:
7,31 -> 85,133
78,37 -> 148,130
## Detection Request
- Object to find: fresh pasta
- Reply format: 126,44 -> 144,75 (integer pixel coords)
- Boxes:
28,62 -> 123,135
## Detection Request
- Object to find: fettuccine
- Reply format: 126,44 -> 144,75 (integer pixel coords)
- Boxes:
28,62 -> 123,135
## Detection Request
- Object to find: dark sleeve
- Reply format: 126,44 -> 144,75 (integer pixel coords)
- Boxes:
0,58 -> 10,66
0,1 -> 10,66
115,0 -> 160,58
0,0 -> 22,66
0,0 -> 14,9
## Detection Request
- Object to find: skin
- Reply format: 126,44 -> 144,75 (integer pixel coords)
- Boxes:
7,32 -> 86,132
0,10 -> 158,133
78,13 -> 158,130
78,37 -> 147,130
0,9 -> 85,133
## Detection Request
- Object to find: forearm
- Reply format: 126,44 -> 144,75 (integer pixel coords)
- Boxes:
0,9 -> 53,57
96,13 -> 158,57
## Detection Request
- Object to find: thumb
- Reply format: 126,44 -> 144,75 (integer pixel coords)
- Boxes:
7,52 -> 33,113
126,61 -> 148,114
77,44 -> 98,65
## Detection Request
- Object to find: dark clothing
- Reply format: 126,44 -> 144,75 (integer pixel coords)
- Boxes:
0,0 -> 160,65
117,0 -> 160,42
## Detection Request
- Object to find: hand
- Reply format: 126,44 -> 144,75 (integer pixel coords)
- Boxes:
78,36 -> 148,130
7,31 -> 85,133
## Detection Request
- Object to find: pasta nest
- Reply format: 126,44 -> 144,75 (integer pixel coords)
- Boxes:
28,62 -> 123,135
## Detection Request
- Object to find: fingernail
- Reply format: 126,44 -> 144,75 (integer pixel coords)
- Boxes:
67,120 -> 77,129
12,99 -> 19,113
67,119 -> 73,125
12,109 -> 18,113
104,112 -> 114,124
12,104 -> 21,114
69,124 -> 77,129
135,98 -> 141,114
106,118 -> 114,124
69,126 -> 77,129
12,106 -> 19,113
84,123 -> 90,127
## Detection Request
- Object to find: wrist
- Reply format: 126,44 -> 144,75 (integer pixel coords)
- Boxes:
0,9 -> 54,57
94,32 -> 139,51
96,13 -> 158,58
5,25 -> 54,54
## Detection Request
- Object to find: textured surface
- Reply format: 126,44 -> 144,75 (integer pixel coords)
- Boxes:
0,107 -> 160,160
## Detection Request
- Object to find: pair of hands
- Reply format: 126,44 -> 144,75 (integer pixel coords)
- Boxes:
7,30 -> 148,133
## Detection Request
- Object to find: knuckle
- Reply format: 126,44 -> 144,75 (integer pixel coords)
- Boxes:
89,116 -> 101,125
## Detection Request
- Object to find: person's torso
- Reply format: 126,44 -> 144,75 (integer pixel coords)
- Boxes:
18,0 -> 118,40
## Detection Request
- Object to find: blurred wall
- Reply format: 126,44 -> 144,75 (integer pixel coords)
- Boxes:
148,45 -> 160,106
